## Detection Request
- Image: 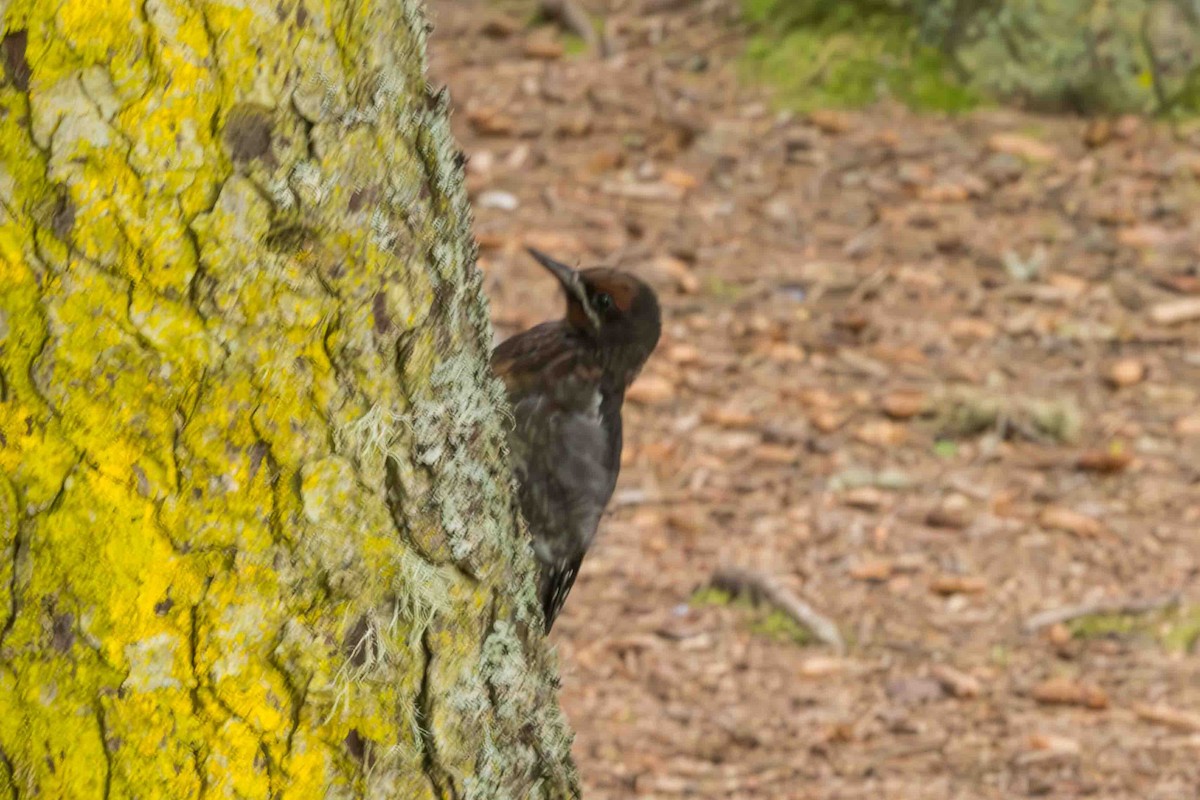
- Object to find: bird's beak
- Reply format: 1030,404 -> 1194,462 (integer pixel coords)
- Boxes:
527,247 -> 577,289
526,247 -> 601,329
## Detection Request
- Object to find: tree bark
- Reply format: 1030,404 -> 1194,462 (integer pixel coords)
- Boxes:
0,0 -> 578,797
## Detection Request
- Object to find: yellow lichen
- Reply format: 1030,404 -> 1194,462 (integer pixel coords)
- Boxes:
0,0 -> 577,794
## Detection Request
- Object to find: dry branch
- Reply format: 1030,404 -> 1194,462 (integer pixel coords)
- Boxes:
1023,591 -> 1181,633
540,0 -> 604,54
709,566 -> 845,654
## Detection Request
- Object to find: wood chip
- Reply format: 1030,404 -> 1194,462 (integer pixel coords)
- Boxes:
987,132 -> 1058,162
703,406 -> 756,429
1117,224 -> 1175,248
662,168 -> 699,191
1046,273 -> 1089,296
1134,703 -> 1200,733
600,180 -> 686,202
947,317 -> 997,340
475,232 -> 506,251
931,664 -> 982,698
585,148 -> 625,175
925,495 -> 973,530
1046,623 -> 1072,646
809,410 -> 847,433
881,390 -> 928,419
1075,449 -> 1133,473
1027,733 -> 1081,755
1149,297 -> 1200,326
930,575 -> 987,596
480,15 -> 521,38
1038,506 -> 1105,538
850,559 -> 894,582
648,254 -> 699,294
797,388 -> 842,410
840,487 -> 891,511
665,343 -> 701,365
764,341 -> 806,363
665,509 -> 706,536
833,310 -> 870,334
870,344 -> 928,365
467,107 -> 517,136
1083,118 -> 1112,148
854,420 -> 908,447
1159,274 -> 1200,295
808,109 -> 852,134
885,676 -> 945,705
523,34 -> 565,60
1031,677 -> 1108,709
626,374 -> 674,406
918,182 -> 971,203
554,113 -> 592,137
799,656 -> 848,678
1106,358 -> 1145,387
1114,114 -> 1141,137
753,443 -> 796,465
1175,414 -> 1200,436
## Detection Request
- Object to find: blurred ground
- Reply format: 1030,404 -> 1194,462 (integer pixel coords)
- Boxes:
428,2 -> 1200,797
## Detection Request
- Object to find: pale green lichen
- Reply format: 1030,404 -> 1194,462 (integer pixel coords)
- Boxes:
461,619 -> 576,800
480,620 -> 534,724
123,633 -> 185,692
289,159 -> 334,207
409,354 -> 511,562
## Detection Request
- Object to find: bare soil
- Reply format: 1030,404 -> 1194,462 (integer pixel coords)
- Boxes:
429,2 -> 1200,797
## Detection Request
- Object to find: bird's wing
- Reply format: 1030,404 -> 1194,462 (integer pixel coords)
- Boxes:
538,553 -> 583,633
491,322 -> 602,412
492,324 -> 618,625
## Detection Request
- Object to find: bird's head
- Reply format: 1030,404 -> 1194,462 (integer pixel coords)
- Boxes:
527,248 -> 661,382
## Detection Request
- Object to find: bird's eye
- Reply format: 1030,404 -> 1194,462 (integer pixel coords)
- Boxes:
592,292 -> 614,312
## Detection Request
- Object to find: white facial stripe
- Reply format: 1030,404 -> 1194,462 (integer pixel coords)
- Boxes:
568,275 -> 602,330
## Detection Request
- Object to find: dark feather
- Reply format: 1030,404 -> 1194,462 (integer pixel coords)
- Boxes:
492,253 -> 660,632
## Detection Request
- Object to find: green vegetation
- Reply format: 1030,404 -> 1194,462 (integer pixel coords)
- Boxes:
930,389 -> 1081,443
702,274 -> 747,301
1068,612 -> 1145,640
741,0 -> 1200,115
1160,610 -> 1200,653
691,587 -> 815,645
932,439 -> 958,458
742,0 -> 979,111
1069,605 -> 1200,653
562,33 -> 589,56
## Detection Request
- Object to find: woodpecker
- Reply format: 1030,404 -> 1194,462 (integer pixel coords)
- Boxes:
492,248 -> 661,632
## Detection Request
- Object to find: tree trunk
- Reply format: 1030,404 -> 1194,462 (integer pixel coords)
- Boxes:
0,0 -> 578,797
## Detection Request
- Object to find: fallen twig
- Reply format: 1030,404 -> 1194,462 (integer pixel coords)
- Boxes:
1023,591 -> 1181,633
709,566 -> 845,654
539,0 -> 604,54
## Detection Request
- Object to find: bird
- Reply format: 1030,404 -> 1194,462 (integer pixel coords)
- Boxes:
492,248 -> 661,632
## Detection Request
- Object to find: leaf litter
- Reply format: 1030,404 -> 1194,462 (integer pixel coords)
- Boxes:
429,1 -> 1200,796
